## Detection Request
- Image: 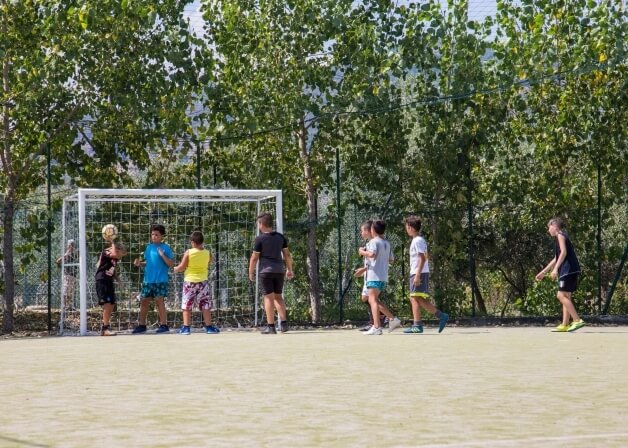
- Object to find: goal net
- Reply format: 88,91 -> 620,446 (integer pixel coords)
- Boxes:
60,189 -> 282,335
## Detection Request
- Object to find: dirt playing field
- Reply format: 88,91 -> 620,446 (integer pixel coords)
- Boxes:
1,326 -> 627,448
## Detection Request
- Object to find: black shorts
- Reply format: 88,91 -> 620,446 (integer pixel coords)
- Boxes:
96,279 -> 116,305
558,274 -> 579,293
259,273 -> 285,295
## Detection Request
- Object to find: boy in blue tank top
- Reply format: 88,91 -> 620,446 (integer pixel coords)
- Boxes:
535,217 -> 585,332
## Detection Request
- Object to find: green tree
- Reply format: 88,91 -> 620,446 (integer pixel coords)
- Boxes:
198,0 -> 413,322
476,0 -> 627,314
396,0 -> 507,314
1,0 -> 198,333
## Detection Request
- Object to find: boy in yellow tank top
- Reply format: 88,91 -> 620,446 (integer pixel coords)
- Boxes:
173,231 -> 219,334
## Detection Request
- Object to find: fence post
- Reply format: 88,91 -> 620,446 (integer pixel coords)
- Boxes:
47,142 -> 53,334
597,161 -> 602,314
336,146 -> 343,323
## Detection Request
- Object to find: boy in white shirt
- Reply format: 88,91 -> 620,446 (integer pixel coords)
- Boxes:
359,219 -> 401,335
403,216 -> 448,333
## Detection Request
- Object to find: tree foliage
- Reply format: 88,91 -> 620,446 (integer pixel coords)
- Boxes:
1,0 -> 199,332
2,0 -> 626,332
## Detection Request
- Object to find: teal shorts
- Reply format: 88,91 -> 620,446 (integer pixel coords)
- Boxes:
140,282 -> 169,299
366,280 -> 387,291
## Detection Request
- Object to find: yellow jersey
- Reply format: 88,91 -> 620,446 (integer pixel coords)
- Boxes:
184,248 -> 210,283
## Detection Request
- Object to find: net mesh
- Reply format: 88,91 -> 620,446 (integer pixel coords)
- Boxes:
60,190 -> 279,334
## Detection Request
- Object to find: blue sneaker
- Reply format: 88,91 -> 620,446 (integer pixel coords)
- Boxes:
438,313 -> 449,333
132,325 -> 147,334
403,325 -> 423,334
156,324 -> 170,334
206,325 -> 220,334
178,326 -> 191,335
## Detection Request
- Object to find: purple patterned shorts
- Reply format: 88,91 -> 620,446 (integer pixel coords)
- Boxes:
181,281 -> 211,311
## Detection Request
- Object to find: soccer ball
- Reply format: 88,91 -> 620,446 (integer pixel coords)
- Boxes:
101,224 -> 118,240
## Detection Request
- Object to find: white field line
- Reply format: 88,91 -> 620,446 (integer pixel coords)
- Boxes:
416,433 -> 628,448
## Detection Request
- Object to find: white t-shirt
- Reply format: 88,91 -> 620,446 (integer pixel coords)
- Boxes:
409,235 -> 429,275
366,237 -> 394,282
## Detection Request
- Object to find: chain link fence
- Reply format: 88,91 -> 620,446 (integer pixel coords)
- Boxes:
2,189 -> 627,332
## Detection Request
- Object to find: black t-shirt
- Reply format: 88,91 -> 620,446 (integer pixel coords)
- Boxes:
95,249 -> 120,281
253,232 -> 288,274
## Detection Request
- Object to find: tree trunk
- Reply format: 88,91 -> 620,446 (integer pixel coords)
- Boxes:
2,193 -> 16,334
297,120 -> 321,323
471,270 -> 487,315
1,42 -> 16,334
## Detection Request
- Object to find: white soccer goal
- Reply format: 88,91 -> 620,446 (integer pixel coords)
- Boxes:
60,188 -> 282,335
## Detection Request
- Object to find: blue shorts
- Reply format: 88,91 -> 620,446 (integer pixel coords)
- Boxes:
409,273 -> 430,297
140,282 -> 169,299
366,280 -> 386,291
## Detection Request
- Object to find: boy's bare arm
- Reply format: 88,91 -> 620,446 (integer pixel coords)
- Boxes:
282,248 -> 294,279
157,247 -> 175,268
535,257 -> 557,281
109,244 -> 126,259
359,247 -> 376,258
248,252 -> 260,281
173,251 -> 189,273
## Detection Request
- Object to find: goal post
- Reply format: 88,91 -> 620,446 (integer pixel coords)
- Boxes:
61,188 -> 282,335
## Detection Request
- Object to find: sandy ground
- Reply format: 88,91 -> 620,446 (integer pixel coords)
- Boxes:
1,326 -> 627,448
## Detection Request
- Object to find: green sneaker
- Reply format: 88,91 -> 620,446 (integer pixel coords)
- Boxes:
567,320 -> 585,332
403,325 -> 423,334
552,324 -> 570,332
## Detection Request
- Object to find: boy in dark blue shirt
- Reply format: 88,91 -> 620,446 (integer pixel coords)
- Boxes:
535,217 -> 584,332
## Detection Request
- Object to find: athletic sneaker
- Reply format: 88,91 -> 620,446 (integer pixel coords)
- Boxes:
388,317 -> 402,333
364,326 -> 383,335
403,325 -> 424,334
279,321 -> 289,333
438,313 -> 449,333
567,320 -> 586,332
552,324 -> 570,332
100,325 -> 116,336
155,324 -> 170,334
178,326 -> 191,335
261,325 -> 277,334
131,325 -> 147,334
359,324 -> 373,332
205,325 -> 220,334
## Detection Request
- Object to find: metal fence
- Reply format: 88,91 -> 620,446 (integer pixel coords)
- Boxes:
2,190 -> 627,333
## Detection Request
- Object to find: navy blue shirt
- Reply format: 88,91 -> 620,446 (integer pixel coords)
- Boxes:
554,231 -> 581,279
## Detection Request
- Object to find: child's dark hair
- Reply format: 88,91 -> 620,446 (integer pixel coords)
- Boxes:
361,220 -> 373,231
257,213 -> 274,228
372,219 -> 386,235
548,217 -> 565,229
151,224 -> 166,235
190,230 -> 204,245
404,216 -> 422,232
